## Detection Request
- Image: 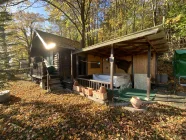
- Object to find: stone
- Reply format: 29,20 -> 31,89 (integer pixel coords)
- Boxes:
123,106 -> 146,112
0,90 -> 10,103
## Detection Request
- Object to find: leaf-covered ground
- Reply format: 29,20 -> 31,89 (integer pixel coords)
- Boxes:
0,81 -> 186,140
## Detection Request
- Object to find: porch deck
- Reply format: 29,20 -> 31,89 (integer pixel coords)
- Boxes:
111,88 -> 156,102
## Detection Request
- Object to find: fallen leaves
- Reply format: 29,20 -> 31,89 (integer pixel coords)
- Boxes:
0,80 -> 185,139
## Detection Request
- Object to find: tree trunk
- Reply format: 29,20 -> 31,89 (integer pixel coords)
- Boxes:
132,0 -> 136,32
81,23 -> 86,48
27,50 -> 31,68
152,0 -> 157,26
81,0 -> 86,48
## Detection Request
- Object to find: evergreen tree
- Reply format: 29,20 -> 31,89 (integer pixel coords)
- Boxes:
0,6 -> 15,88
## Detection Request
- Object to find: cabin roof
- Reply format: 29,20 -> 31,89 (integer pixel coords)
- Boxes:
73,25 -> 168,57
34,30 -> 81,50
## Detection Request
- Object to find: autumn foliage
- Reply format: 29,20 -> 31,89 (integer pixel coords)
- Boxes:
0,80 -> 185,139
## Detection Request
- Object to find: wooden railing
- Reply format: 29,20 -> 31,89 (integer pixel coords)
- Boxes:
77,78 -> 110,90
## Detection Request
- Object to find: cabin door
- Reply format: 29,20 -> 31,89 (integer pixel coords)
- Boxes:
78,56 -> 87,76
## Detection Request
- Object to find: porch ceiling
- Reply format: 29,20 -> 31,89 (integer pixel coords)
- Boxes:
73,25 -> 168,58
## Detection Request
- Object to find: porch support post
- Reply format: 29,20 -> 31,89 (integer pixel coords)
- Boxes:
155,53 -> 158,85
146,44 -> 151,100
76,54 -> 79,78
71,50 -> 73,80
131,55 -> 134,88
110,44 -> 114,90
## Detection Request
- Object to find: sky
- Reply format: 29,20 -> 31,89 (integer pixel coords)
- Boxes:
9,0 -> 50,28
10,0 -> 48,18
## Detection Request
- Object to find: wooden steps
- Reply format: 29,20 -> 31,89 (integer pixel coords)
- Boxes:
47,75 -> 63,91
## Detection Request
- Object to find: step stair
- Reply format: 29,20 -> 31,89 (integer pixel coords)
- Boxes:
46,74 -> 63,91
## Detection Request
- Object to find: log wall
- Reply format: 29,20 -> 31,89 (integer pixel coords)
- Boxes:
59,49 -> 72,79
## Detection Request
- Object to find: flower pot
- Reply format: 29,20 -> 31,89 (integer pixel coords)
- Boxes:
93,90 -> 107,100
130,96 -> 142,109
76,86 -> 82,92
81,87 -> 86,94
98,92 -> 107,100
74,81 -> 79,86
99,86 -> 106,93
73,85 -> 77,91
93,90 -> 98,98
85,88 -> 93,96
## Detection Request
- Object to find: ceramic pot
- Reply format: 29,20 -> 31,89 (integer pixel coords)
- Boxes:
76,86 -> 82,92
130,96 -> 142,109
99,86 -> 106,93
74,81 -> 79,86
73,85 -> 77,91
85,88 -> 93,96
98,92 -> 107,100
81,87 -> 86,94
93,90 -> 107,100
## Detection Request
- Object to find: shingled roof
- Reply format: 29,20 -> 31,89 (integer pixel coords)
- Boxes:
35,30 -> 81,49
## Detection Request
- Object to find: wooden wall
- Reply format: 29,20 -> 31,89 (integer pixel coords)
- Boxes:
87,55 -> 103,75
102,59 -> 109,74
133,52 -> 156,79
115,56 -> 132,74
88,54 -> 133,75
87,53 -> 156,79
102,56 -> 132,74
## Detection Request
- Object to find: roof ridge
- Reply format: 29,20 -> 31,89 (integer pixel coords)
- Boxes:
35,29 -> 80,44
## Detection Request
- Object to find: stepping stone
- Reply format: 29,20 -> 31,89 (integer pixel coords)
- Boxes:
177,92 -> 186,97
123,106 -> 146,112
167,98 -> 186,103
109,102 -> 130,106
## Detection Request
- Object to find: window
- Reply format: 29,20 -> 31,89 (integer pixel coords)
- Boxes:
90,61 -> 100,68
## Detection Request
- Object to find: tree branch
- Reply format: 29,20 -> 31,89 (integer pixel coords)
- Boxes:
43,0 -> 82,36
65,2 -> 82,25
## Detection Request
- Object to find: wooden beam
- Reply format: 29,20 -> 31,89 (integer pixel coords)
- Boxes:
145,37 -> 157,52
131,55 -> 134,88
71,50 -> 73,80
155,53 -> 158,84
114,48 -> 132,55
110,44 -> 114,90
102,58 -> 103,74
119,37 -> 146,44
86,54 -> 88,75
153,42 -> 166,47
146,45 -> 151,100
89,50 -> 110,58
76,54 -> 79,78
88,53 -> 105,58
117,42 -> 149,46
149,37 -> 164,42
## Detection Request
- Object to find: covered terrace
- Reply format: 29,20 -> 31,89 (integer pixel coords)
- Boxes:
72,25 -> 168,100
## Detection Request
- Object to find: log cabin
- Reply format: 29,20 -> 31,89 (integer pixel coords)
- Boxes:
30,30 -> 80,91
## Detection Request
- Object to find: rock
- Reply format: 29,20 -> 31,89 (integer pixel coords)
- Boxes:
0,90 -> 10,103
